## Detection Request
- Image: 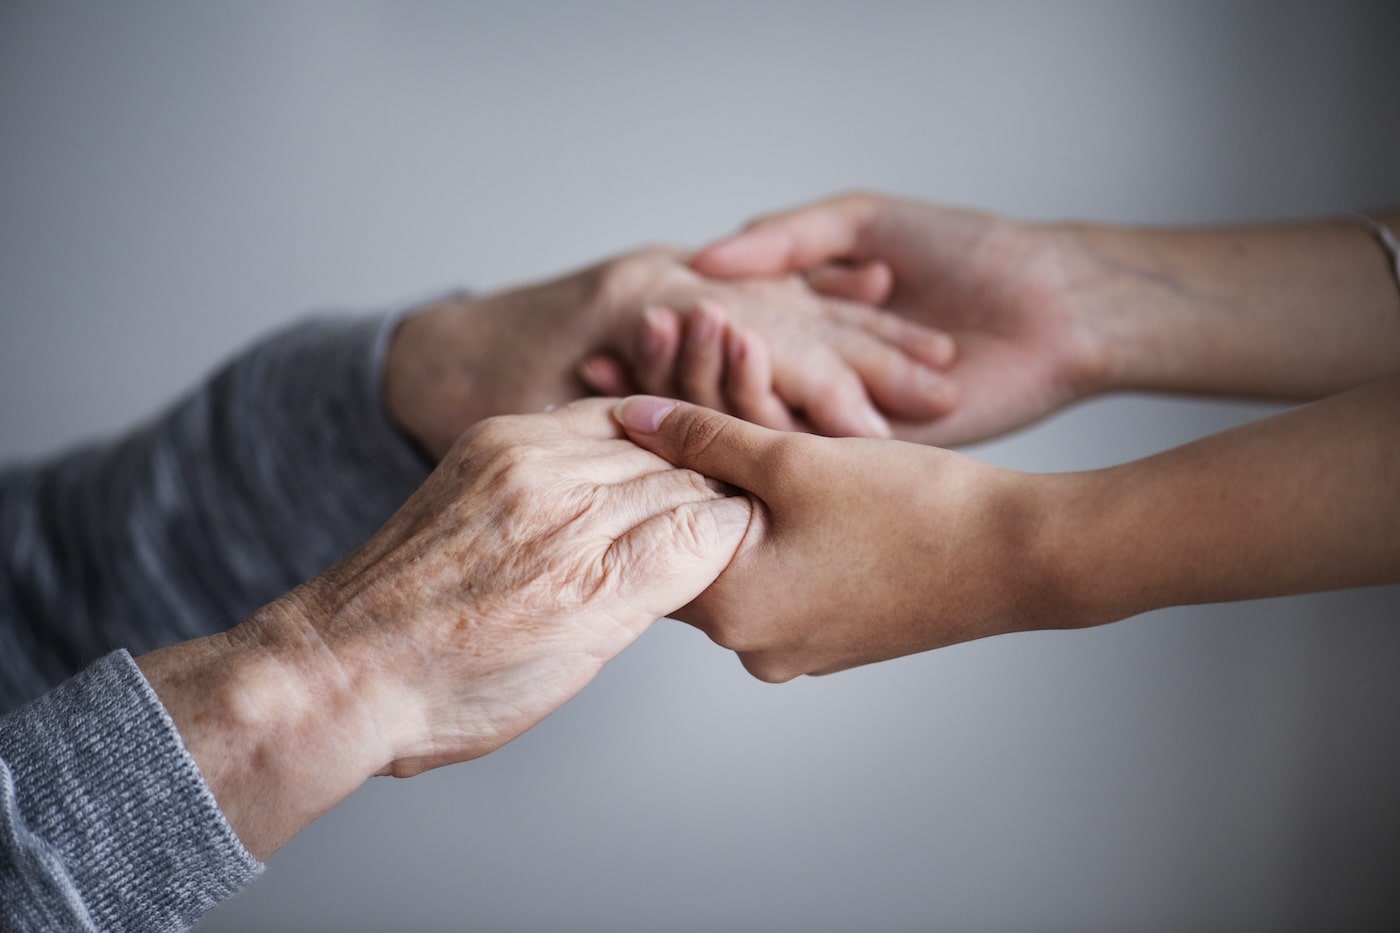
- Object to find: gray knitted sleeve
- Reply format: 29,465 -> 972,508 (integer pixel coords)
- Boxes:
0,312 -> 431,712
0,311 -> 434,929
0,650 -> 258,932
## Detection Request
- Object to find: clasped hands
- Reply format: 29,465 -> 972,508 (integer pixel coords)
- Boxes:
171,195 -> 1101,858
371,193 -> 1090,707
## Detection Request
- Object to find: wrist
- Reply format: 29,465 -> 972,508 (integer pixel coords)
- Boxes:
383,291 -> 487,461
1024,466 -> 1154,633
1030,220 -> 1137,398
136,593 -> 393,859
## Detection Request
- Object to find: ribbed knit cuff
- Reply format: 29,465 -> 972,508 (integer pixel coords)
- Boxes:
0,650 -> 261,932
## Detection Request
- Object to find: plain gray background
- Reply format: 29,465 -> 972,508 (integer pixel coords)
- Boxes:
3,2 -> 1398,930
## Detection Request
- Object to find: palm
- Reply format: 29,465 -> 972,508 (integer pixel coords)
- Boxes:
865,207 -> 1087,446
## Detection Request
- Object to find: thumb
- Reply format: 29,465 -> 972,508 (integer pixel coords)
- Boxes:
691,193 -> 880,279
613,396 -> 776,491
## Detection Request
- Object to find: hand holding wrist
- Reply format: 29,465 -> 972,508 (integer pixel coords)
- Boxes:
143,398 -> 752,857
616,396 -> 1062,680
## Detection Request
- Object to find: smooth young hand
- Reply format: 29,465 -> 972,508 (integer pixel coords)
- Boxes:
690,192 -> 1100,446
612,395 -> 1056,682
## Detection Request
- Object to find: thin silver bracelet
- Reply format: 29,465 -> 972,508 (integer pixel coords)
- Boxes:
1356,213 -> 1400,295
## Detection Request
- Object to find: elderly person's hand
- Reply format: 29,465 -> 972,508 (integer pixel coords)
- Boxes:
386,246 -> 955,460
136,399 -> 754,858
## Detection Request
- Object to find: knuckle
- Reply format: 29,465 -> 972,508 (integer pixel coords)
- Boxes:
598,245 -> 689,305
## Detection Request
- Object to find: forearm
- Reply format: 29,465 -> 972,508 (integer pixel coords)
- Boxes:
134,594 -> 388,861
1044,373 -> 1400,626
1051,211 -> 1400,399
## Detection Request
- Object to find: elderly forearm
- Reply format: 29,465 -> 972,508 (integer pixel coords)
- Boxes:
1052,211 -> 1400,400
1043,373 -> 1400,626
134,595 -> 389,861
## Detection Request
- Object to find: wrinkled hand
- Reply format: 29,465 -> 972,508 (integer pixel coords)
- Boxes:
691,191 -> 1108,446
614,396 -> 1060,682
386,246 -> 957,461
282,398 -> 754,775
139,398 -> 754,858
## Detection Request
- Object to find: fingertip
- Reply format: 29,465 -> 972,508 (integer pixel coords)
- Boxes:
929,332 -> 957,368
690,237 -> 742,276
859,404 -> 893,439
805,261 -> 894,305
805,382 -> 891,440
865,260 -> 895,303
577,354 -> 633,396
614,395 -> 679,434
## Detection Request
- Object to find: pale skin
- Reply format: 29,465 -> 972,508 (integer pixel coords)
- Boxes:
123,244 -> 952,863
387,245 -> 956,459
683,191 -> 1400,444
137,400 -> 755,859
607,191 -> 1400,680
615,378 -> 1400,682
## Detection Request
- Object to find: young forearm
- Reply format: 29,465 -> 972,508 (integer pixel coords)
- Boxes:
1052,212 -> 1400,400
1046,373 -> 1400,626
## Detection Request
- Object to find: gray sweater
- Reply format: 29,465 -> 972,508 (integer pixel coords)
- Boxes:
0,313 -> 431,930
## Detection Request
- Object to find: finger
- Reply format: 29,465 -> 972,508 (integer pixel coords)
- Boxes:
606,494 -> 755,625
613,396 -> 784,492
542,397 -> 632,439
676,299 -> 728,411
595,462 -> 736,541
723,326 -> 800,432
577,354 -> 637,397
776,358 -> 891,439
633,305 -> 683,396
804,260 -> 894,305
823,299 -> 956,370
691,193 -> 881,279
802,328 -> 957,421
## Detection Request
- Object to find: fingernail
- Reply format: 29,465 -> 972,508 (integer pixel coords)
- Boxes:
615,396 -> 678,433
860,405 -> 892,439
